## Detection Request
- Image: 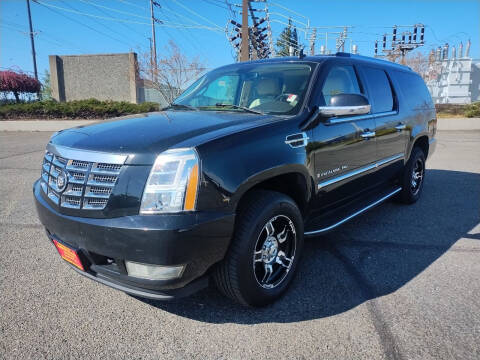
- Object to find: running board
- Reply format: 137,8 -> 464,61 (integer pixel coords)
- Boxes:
304,186 -> 402,237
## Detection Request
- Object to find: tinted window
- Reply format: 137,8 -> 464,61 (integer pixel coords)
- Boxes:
321,65 -> 361,105
202,75 -> 239,105
394,71 -> 433,110
174,64 -> 313,115
363,67 -> 394,113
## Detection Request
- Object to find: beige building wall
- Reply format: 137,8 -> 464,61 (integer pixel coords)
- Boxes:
49,53 -> 138,103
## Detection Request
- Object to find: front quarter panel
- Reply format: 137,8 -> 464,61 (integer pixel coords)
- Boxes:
195,117 -> 314,213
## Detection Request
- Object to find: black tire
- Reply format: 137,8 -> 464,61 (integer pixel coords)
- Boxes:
397,147 -> 426,204
214,190 -> 304,307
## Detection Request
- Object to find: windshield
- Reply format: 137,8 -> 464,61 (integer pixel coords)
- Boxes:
173,63 -> 314,115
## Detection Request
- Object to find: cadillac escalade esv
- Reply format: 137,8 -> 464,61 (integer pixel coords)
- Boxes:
34,53 -> 436,307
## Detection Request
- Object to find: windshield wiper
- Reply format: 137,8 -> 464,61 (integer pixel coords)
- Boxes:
213,103 -> 265,115
165,103 -> 198,111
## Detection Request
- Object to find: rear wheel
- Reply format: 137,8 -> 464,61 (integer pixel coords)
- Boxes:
214,190 -> 303,307
397,147 -> 426,204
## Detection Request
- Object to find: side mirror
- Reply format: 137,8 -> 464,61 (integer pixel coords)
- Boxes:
318,93 -> 371,117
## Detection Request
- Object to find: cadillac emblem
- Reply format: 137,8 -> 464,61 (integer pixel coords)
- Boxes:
56,170 -> 68,192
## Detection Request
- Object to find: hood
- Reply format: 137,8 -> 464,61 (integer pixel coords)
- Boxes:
50,110 -> 271,163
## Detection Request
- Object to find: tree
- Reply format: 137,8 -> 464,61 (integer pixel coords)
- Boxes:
276,19 -> 299,56
0,70 -> 41,102
41,70 -> 52,99
138,40 -> 207,105
404,52 -> 430,80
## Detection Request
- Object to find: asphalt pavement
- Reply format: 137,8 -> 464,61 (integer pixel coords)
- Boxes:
0,130 -> 479,360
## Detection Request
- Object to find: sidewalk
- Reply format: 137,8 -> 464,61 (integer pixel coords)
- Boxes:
0,117 -> 479,132
436,117 -> 480,131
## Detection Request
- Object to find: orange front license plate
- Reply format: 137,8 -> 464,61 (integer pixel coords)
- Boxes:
53,239 -> 84,271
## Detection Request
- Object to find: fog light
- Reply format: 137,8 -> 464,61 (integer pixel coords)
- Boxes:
125,261 -> 185,280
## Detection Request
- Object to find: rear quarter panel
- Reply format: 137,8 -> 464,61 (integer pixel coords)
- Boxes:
389,69 -> 436,160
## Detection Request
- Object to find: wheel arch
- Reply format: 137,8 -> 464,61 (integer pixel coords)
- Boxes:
232,165 -> 313,217
407,133 -> 429,161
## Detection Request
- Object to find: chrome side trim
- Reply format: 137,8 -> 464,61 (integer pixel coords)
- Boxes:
374,110 -> 397,119
325,110 -> 397,125
46,143 -> 128,165
304,187 -> 402,236
318,162 -> 377,189
376,153 -> 404,167
361,131 -> 376,139
317,153 -> 404,189
319,104 -> 371,117
326,114 -> 375,125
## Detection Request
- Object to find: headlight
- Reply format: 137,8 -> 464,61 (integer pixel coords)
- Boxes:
140,148 -> 199,214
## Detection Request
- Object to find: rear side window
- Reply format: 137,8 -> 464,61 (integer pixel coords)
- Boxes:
394,71 -> 433,110
362,67 -> 394,113
321,65 -> 361,105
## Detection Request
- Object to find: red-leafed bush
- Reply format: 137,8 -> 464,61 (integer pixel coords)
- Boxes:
0,70 -> 41,102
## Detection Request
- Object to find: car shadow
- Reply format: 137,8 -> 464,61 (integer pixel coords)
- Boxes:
136,169 -> 480,324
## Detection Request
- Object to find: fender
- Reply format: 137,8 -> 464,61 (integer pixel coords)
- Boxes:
230,164 -> 313,211
195,116 -> 315,213
406,125 -> 429,161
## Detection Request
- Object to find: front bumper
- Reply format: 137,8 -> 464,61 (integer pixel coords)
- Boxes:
33,179 -> 235,299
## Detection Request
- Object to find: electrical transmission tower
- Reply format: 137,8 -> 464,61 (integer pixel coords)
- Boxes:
227,0 -> 271,61
335,27 -> 348,52
375,24 -> 425,64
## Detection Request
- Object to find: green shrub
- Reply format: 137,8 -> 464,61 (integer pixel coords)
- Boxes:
464,102 -> 480,118
0,98 -> 159,119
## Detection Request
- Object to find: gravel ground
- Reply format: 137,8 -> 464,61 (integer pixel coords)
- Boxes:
0,131 -> 479,360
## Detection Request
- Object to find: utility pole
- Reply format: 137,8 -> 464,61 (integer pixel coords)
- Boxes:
309,28 -> 316,55
150,0 -> 158,78
375,24 -> 425,64
240,0 -> 249,61
148,37 -> 153,81
26,0 -> 38,80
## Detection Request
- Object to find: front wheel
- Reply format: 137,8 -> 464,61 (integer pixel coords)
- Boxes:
214,190 -> 304,307
397,147 -> 426,204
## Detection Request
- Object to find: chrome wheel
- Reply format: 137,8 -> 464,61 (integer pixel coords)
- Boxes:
411,158 -> 424,195
253,215 -> 296,289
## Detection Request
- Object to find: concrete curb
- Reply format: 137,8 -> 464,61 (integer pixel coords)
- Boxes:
1,117 -> 479,132
0,120 -> 98,132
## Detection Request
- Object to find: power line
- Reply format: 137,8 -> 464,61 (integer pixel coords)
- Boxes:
34,0 -> 136,48
60,0 -> 139,47
78,0 -> 151,21
200,0 -> 230,10
2,20 -> 87,52
170,0 -> 224,30
159,1 -> 210,60
81,0 -> 149,38
116,0 -> 147,11
34,1 -> 222,31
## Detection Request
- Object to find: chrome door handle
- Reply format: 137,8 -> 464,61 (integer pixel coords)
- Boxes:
361,131 -> 376,139
395,123 -> 406,131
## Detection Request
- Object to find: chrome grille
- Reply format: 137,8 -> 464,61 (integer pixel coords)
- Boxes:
40,148 -> 125,210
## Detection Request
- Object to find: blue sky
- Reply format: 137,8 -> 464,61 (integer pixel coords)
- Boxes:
1,0 -> 479,81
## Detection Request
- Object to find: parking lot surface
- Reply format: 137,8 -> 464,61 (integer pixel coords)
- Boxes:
1,130 -> 479,360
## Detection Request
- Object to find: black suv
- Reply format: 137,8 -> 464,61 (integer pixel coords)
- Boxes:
34,53 -> 436,306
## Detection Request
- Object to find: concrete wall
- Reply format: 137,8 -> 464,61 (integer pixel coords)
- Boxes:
49,53 -> 138,103
137,87 -> 169,108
